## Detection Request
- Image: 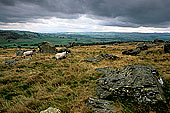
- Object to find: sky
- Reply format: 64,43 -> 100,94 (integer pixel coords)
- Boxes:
0,0 -> 170,33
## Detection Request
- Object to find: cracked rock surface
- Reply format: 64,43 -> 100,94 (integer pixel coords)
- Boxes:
96,65 -> 165,104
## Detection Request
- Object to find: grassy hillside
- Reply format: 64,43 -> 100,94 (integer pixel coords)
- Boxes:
0,42 -> 170,112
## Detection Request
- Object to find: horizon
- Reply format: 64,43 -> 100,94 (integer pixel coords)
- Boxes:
1,29 -> 170,34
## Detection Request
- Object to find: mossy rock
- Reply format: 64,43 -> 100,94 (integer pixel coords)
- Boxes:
38,41 -> 56,53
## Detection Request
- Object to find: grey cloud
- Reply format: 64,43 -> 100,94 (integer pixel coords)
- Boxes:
0,0 -> 170,27
84,0 -> 170,27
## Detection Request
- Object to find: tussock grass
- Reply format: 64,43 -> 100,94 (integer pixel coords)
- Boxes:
0,42 -> 170,112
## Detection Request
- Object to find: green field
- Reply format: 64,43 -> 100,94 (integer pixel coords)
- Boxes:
0,30 -> 170,48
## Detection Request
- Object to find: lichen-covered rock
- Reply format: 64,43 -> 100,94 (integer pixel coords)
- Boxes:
40,107 -> 61,113
164,43 -> 170,53
96,65 -> 166,104
38,41 -> 56,53
16,50 -> 25,56
122,48 -> 141,56
137,43 -> 148,50
85,57 -> 101,62
85,54 -> 119,62
86,97 -> 122,113
5,60 -> 16,66
100,54 -> 119,60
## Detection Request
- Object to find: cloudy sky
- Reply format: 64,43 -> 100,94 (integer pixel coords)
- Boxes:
1,0 -> 170,33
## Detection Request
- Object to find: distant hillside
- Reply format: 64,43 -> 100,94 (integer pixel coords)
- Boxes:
0,30 -> 41,39
0,31 -> 27,40
0,30 -> 170,48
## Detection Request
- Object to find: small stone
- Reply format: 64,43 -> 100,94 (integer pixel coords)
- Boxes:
5,60 -> 16,66
40,107 -> 61,113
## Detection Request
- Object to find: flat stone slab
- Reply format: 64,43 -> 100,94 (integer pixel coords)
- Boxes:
96,65 -> 166,104
85,54 -> 119,62
40,107 -> 61,113
86,97 -> 122,113
5,60 -> 16,66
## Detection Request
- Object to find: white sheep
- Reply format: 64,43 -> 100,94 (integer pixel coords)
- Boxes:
55,51 -> 68,60
23,50 -> 36,58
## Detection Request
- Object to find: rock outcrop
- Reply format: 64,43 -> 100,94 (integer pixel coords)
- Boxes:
164,43 -> 170,53
137,43 -> 148,50
87,65 -> 166,112
38,41 -> 56,53
85,54 -> 119,62
96,65 -> 165,104
122,43 -> 149,56
122,48 -> 141,56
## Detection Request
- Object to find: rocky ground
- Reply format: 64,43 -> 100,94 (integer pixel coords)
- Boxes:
0,42 -> 170,112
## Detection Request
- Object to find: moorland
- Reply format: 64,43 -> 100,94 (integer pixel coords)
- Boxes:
0,30 -> 170,112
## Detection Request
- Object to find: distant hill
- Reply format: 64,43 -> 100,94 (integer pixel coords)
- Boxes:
0,30 -> 170,48
0,30 -> 27,40
0,30 -> 40,40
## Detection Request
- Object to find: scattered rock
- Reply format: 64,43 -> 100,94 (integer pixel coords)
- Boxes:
164,43 -> 170,53
154,39 -> 164,43
122,48 -> 141,56
85,57 -> 101,62
5,60 -> 16,66
101,46 -> 106,48
40,107 -> 61,113
137,43 -> 148,50
146,50 -> 163,55
100,54 -> 119,60
85,54 -> 119,62
96,65 -> 165,104
16,50 -> 25,56
38,41 -> 56,53
86,97 -> 122,113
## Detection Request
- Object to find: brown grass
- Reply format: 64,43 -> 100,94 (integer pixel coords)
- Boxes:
0,42 -> 170,112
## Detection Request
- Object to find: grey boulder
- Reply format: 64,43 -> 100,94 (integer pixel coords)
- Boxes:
96,65 -> 166,104
122,48 -> 141,56
85,54 -> 119,62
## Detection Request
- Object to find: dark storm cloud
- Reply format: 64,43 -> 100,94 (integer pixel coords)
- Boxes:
0,0 -> 170,27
